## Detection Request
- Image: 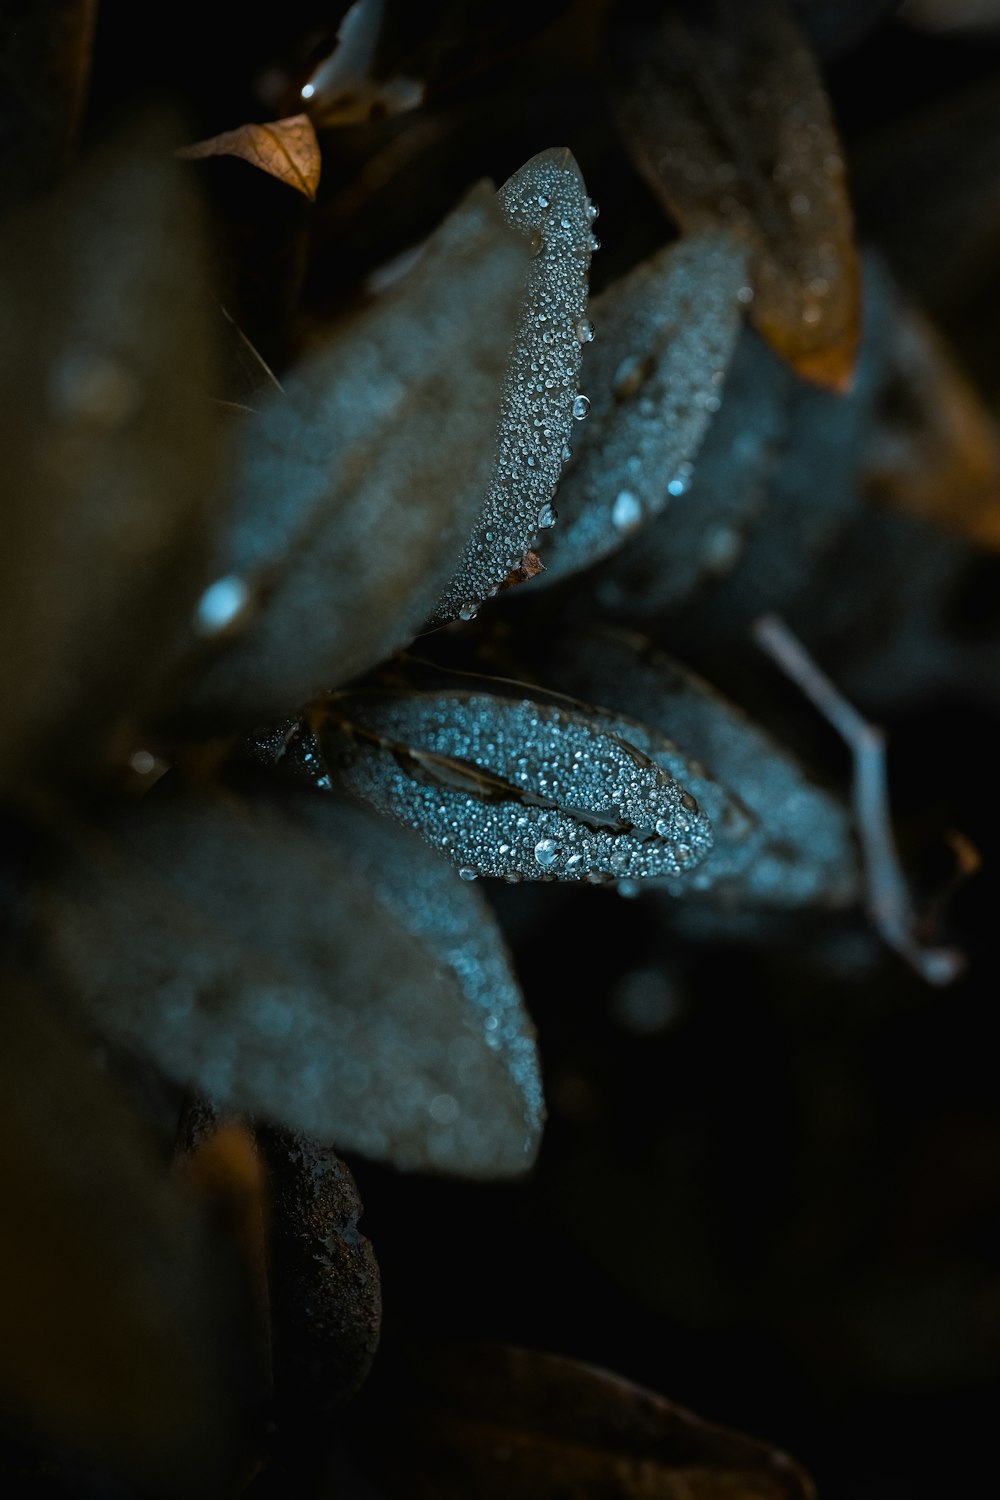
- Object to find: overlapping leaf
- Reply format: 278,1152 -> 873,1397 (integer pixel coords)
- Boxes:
0,980 -> 251,1494
182,179 -> 530,724
610,0 -> 861,389
30,792 -> 543,1179
317,688 -> 714,883
429,147 -> 596,624
0,120 -> 219,793
538,229 -> 749,585
178,115 -> 322,201
536,628 -> 858,908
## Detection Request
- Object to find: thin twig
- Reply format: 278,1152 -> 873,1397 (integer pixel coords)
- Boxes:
752,613 -> 964,985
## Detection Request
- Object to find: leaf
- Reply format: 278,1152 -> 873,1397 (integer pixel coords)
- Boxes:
594,325 -> 794,618
538,230 -> 749,584
303,0 -> 425,126
178,114 -> 322,201
0,978 -> 252,1493
0,118 -> 219,795
30,791 -> 543,1179
428,147 -> 596,625
365,1342 -> 815,1500
181,180 -> 529,725
792,0 -> 900,54
253,1122 -> 382,1416
316,687 -> 714,883
610,0 -> 861,390
532,627 -> 859,908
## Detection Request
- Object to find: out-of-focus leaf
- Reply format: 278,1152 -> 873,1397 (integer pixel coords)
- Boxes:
178,115 -> 322,201
536,627 -> 858,908
594,326 -> 794,618
793,0 -> 900,53
317,688 -> 714,883
0,0 -> 96,211
865,285 -> 1000,549
254,1123 -> 382,1415
538,230 -> 749,585
304,0 -> 424,125
366,1342 -> 815,1500
182,181 -> 529,724
0,120 -> 219,794
610,0 -> 861,390
31,792 -> 543,1178
0,979 -> 250,1493
429,148 -> 596,624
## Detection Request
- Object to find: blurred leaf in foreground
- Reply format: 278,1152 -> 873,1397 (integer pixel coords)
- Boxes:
30,792 -> 543,1178
610,0 -> 861,390
178,115 -> 322,201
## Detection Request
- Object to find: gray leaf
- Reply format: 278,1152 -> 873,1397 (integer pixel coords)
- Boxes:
538,230 -> 749,584
30,793 -> 543,1179
319,688 -> 714,883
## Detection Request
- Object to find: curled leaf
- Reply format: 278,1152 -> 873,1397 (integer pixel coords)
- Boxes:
539,230 -> 749,584
429,147 -> 596,624
316,688 -> 714,883
30,792 -> 543,1179
610,0 -> 861,389
181,181 -> 529,723
367,1341 -> 815,1500
178,115 -> 322,201
303,0 -> 424,126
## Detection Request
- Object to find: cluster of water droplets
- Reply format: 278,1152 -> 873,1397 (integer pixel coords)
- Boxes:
430,148 -> 596,625
326,691 -> 714,884
539,231 -> 748,585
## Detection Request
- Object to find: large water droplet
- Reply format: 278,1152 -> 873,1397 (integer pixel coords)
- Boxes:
458,867 -> 478,881
534,838 -> 560,869
572,394 -> 591,421
576,318 -> 595,344
536,502 -> 557,530
458,601 -> 479,622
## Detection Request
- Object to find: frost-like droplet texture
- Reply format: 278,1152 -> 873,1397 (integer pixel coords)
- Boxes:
429,149 -> 595,625
539,231 -> 748,586
319,689 -> 713,883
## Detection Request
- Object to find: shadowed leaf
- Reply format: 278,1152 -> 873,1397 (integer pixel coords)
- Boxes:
539,230 -> 749,584
182,180 -> 529,724
0,120 -> 219,795
0,979 -> 251,1494
367,1342 -> 815,1500
178,115 -> 322,201
30,792 -> 542,1178
317,688 -> 714,883
429,147 -> 596,624
610,0 -> 860,389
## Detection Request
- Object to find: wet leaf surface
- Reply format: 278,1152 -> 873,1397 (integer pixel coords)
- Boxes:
0,978 -> 252,1494
0,119 -> 219,794
318,687 -> 714,884
364,1342 -> 814,1500
178,115 -> 322,200
180,180 -> 528,724
29,792 -> 543,1179
610,0 -> 861,389
429,147 -> 595,625
539,230 -> 749,585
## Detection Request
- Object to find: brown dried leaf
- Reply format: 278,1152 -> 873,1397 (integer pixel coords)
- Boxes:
610,0 -> 860,390
369,1342 -> 814,1500
178,114 -> 321,201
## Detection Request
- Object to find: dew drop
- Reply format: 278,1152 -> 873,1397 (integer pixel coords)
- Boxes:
611,489 -> 643,531
193,575 -> 251,637
576,318 -> 595,344
458,601 -> 479,622
572,394 -> 591,420
534,838 -> 560,869
536,502 -> 557,530
654,818 -> 672,838
458,867 -> 478,881
537,194 -> 550,208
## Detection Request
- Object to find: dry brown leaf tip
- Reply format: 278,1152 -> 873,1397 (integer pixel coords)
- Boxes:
178,114 -> 321,201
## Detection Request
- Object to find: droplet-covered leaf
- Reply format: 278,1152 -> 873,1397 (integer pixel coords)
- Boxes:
318,688 -> 713,883
178,114 -> 322,200
0,979 -> 250,1493
0,120 -> 219,794
30,793 -> 543,1179
610,0 -> 861,389
429,148 -> 596,624
539,230 -> 749,584
182,181 -> 530,723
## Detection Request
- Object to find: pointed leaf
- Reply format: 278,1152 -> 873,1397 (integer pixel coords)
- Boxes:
318,688 -> 714,883
0,979 -> 250,1493
429,148 -> 596,624
178,115 -> 322,201
183,182 -> 529,723
610,0 -> 861,389
30,792 -> 542,1178
539,230 -> 749,584
0,120 -> 219,794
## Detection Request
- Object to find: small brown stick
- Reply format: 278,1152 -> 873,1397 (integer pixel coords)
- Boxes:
752,612 -> 964,985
